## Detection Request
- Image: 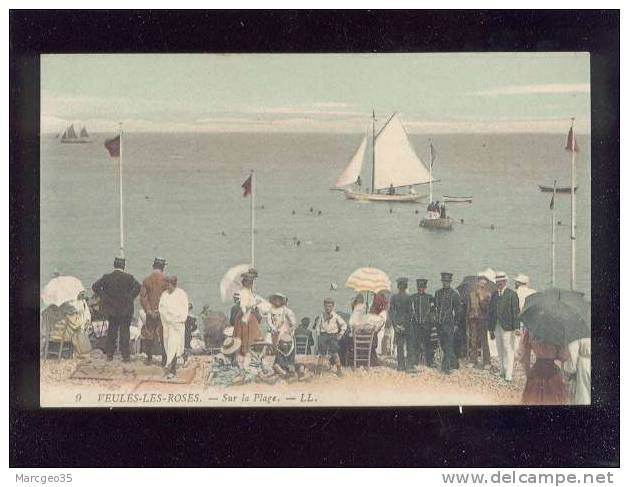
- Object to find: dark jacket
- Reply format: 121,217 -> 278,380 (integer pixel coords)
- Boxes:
488,288 -> 520,332
410,293 -> 434,327
389,292 -> 414,332
434,287 -> 462,329
92,269 -> 141,319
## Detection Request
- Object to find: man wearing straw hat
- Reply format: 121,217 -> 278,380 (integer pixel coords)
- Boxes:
466,269 -> 494,369
312,297 -> 347,377
488,271 -> 520,382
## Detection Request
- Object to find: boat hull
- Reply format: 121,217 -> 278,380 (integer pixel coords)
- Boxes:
419,217 -> 453,230
344,190 -> 426,203
538,185 -> 578,193
61,139 -> 92,144
443,195 -> 473,204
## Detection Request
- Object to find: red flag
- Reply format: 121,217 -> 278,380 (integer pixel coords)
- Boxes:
241,175 -> 252,197
565,126 -> 579,153
549,193 -> 555,210
104,135 -> 120,157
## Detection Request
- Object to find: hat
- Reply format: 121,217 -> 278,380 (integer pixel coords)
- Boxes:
495,271 -> 508,282
221,336 -> 241,355
440,272 -> 453,282
323,297 -> 335,304
477,267 -> 496,283
113,257 -> 126,269
396,277 -> 409,286
416,278 -> 428,288
223,326 -> 235,338
278,333 -> 293,344
269,292 -> 287,304
153,257 -> 167,269
514,273 -> 529,285
241,268 -> 258,280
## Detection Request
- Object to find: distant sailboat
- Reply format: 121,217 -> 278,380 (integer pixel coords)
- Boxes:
334,112 -> 436,203
60,124 -> 92,144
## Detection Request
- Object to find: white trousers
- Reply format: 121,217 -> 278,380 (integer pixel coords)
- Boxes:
163,321 -> 185,367
495,326 -> 515,380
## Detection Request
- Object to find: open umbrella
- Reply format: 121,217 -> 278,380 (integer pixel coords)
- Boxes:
345,267 -> 391,294
41,275 -> 85,307
219,264 -> 250,303
456,275 -> 497,303
519,288 -> 590,347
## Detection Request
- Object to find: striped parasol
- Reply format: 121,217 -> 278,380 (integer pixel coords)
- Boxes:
345,267 -> 391,294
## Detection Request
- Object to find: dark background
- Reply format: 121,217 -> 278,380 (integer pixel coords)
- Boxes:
10,10 -> 620,467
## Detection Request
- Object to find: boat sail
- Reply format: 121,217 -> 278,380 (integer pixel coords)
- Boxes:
60,123 -> 92,144
335,112 -> 435,203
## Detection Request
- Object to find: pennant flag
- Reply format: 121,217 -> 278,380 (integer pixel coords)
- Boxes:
549,193 -> 555,210
241,175 -> 252,197
565,126 -> 579,153
429,141 -> 437,168
104,135 -> 121,158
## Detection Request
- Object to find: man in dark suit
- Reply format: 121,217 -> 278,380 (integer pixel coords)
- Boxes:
488,271 -> 520,382
410,278 -> 435,369
92,257 -> 142,362
434,272 -> 463,374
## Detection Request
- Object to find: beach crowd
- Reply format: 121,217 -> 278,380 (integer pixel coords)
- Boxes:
41,256 -> 591,405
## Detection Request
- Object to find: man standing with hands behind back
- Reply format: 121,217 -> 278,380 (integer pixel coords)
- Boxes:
488,271 -> 520,383
92,256 -> 141,362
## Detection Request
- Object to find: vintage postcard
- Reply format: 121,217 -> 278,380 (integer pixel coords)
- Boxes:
39,53 -> 591,407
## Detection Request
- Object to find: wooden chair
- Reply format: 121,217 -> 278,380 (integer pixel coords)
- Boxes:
295,335 -> 311,355
352,329 -> 376,369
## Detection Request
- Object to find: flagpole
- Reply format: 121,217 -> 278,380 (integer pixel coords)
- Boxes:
119,122 -> 125,259
570,118 -> 577,290
428,139 -> 433,203
250,169 -> 255,268
551,180 -> 557,286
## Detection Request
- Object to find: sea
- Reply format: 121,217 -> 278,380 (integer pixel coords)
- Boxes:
41,132 -> 591,320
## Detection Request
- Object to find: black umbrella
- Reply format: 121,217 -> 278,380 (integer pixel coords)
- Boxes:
457,275 -> 497,302
519,288 -> 590,346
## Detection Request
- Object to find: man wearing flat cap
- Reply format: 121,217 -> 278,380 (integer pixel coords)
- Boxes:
389,277 -> 413,372
92,257 -> 141,362
434,272 -> 463,374
410,278 -> 435,368
488,272 -> 520,382
140,257 -> 169,366
312,297 -> 347,376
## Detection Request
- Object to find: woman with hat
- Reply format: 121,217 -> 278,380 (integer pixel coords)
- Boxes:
264,292 -> 297,346
233,269 -> 270,358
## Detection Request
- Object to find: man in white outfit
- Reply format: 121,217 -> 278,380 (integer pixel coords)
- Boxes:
488,272 -> 520,383
158,276 -> 189,379
514,274 -> 536,314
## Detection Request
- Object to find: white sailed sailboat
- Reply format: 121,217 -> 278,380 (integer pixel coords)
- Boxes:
334,112 -> 436,203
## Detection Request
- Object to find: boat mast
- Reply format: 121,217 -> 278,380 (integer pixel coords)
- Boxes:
371,110 -> 375,194
428,139 -> 433,203
569,118 -> 577,290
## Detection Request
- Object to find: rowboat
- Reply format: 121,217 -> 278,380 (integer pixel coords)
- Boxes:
538,185 -> 578,193
419,216 -> 453,230
443,195 -> 473,204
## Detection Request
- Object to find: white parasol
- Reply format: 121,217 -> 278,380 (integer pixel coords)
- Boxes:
41,275 -> 85,307
219,264 -> 250,303
345,267 -> 391,294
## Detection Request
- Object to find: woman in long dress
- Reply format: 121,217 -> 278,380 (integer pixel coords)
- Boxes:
233,269 -> 269,356
516,329 -> 570,405
566,338 -> 591,405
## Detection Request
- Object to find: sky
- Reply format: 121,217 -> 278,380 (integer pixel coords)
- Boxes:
41,53 -> 590,134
